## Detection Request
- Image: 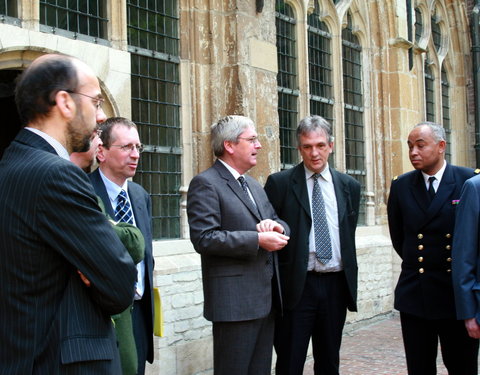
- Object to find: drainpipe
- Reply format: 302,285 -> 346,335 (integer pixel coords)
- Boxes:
472,3 -> 480,166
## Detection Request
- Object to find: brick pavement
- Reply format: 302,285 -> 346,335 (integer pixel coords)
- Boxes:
303,313 -> 450,375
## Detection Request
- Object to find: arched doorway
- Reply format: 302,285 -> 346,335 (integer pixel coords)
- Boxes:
0,69 -> 22,158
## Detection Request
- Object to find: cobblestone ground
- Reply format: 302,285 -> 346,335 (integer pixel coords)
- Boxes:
303,314 -> 452,375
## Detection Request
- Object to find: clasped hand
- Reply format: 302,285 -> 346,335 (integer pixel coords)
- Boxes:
257,219 -> 289,252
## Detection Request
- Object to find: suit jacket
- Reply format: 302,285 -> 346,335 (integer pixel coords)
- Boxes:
387,163 -> 477,319
89,169 -> 155,363
187,160 -> 290,322
452,174 -> 480,322
0,129 -> 137,375
264,163 -> 361,311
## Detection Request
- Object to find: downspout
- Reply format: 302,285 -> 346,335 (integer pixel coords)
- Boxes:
472,3 -> 480,165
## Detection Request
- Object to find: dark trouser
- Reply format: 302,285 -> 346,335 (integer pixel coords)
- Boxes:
400,311 -> 479,375
275,271 -> 349,375
132,298 -> 149,375
212,312 -> 275,375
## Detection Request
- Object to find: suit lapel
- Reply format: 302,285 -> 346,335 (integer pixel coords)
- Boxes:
331,168 -> 348,224
410,170 -> 430,213
292,163 -> 311,219
128,183 -> 146,229
214,160 -> 261,221
89,169 -> 115,218
420,164 -> 456,227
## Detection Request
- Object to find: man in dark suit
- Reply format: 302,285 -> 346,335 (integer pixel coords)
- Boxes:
264,115 -> 361,375
0,54 -> 138,374
387,121 -> 479,374
452,174 -> 480,342
90,117 -> 154,375
187,115 -> 290,375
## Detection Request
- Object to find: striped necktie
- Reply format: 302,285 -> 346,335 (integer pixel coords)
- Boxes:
115,189 -> 133,224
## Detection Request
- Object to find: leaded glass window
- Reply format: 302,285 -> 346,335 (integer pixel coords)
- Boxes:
276,0 -> 299,168
0,0 -> 16,18
40,0 -> 107,43
425,62 -> 435,122
342,13 -> 365,225
415,7 -> 423,43
308,8 -> 333,124
441,67 -> 451,163
128,0 -> 181,239
431,13 -> 441,51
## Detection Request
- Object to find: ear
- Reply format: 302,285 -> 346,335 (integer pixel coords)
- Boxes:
96,144 -> 107,163
55,90 -> 76,120
329,141 -> 334,153
223,140 -> 235,155
438,140 -> 446,154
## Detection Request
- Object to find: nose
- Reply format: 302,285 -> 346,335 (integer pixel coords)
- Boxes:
130,147 -> 140,159
255,140 -> 262,149
96,108 -> 107,124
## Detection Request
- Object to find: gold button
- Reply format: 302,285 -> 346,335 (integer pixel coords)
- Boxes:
418,257 -> 424,262
447,257 -> 452,262
446,233 -> 452,238
446,245 -> 451,250
419,268 -> 425,273
447,269 -> 451,273
418,234 -> 424,239
418,245 -> 424,250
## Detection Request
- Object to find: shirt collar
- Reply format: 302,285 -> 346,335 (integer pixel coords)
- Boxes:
25,127 -> 70,161
98,168 -> 129,204
218,158 -> 242,180
421,160 -> 447,184
304,163 -> 332,183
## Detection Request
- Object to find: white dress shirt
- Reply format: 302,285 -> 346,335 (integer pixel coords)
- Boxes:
305,164 -> 342,272
421,160 -> 447,193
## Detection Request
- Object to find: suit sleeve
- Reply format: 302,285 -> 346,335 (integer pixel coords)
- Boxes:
37,163 -> 137,315
387,178 -> 404,258
452,178 -> 480,320
187,175 -> 260,260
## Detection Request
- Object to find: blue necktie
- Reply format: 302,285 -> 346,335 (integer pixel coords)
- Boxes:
115,189 -> 133,224
312,173 -> 332,264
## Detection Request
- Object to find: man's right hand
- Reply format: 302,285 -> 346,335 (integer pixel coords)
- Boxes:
464,317 -> 480,338
258,232 -> 289,252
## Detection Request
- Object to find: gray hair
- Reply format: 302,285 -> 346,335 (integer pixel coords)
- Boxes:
296,115 -> 334,146
413,121 -> 446,143
211,115 -> 255,157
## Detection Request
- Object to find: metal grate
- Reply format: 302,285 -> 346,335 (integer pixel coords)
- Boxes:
414,7 -> 423,43
128,0 -> 181,239
441,67 -> 451,163
431,14 -> 441,51
127,0 -> 178,56
342,13 -> 365,225
40,0 -> 107,42
425,62 -> 435,122
276,0 -> 299,169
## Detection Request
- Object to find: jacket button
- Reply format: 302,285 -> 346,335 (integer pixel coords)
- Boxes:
445,233 -> 452,238
417,233 -> 424,239
418,257 -> 424,262
419,268 -> 425,273
446,245 -> 451,250
447,257 -> 452,262
418,245 -> 424,250
447,269 -> 451,273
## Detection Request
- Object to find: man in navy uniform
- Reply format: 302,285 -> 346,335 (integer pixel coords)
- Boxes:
387,121 -> 479,374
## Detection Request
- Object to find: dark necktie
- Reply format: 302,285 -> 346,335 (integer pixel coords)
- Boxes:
115,189 -> 134,224
238,176 -> 257,208
428,176 -> 436,202
312,173 -> 332,264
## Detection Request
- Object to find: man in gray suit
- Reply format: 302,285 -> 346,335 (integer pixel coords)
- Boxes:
0,54 -> 137,374
187,115 -> 290,375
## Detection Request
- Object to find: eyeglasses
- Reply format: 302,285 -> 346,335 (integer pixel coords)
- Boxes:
95,128 -> 103,137
109,143 -> 144,153
66,90 -> 105,110
238,136 -> 260,144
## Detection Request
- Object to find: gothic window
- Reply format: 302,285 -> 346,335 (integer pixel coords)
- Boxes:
342,13 -> 365,224
128,0 -> 181,239
441,67 -> 451,163
424,61 -> 435,122
276,0 -> 299,168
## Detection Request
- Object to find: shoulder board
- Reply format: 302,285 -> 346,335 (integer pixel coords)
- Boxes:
475,169 -> 480,174
393,176 -> 398,181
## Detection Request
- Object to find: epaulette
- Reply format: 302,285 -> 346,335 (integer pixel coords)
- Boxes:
393,176 -> 398,181
475,169 -> 480,174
